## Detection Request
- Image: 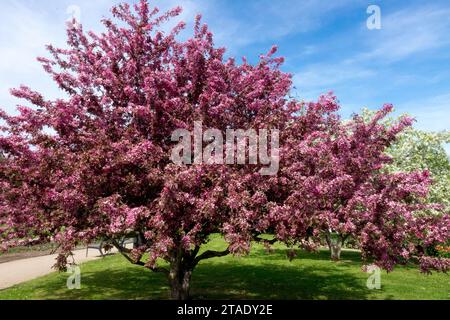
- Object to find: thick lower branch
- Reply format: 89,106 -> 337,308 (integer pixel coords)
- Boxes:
253,235 -> 277,245
150,266 -> 170,275
112,240 -> 145,266
193,248 -> 230,267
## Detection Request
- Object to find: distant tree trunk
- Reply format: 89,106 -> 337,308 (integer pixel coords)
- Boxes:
325,232 -> 346,261
329,241 -> 342,261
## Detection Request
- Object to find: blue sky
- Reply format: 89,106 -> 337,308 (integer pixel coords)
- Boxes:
0,0 -> 449,154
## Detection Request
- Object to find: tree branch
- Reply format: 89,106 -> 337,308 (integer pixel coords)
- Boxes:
193,248 -> 230,266
252,235 -> 277,245
112,239 -> 170,274
149,266 -> 170,275
341,234 -> 349,246
190,245 -> 200,258
112,239 -> 145,266
112,240 -> 132,253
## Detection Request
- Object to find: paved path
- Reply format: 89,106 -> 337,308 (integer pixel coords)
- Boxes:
0,248 -> 114,290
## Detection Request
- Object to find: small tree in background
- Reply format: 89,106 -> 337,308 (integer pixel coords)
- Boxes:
1,1 -> 448,300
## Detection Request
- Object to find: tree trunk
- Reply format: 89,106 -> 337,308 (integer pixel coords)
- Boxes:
167,249 -> 194,300
329,242 -> 342,261
169,266 -> 192,300
163,245 -> 229,300
325,232 -> 344,261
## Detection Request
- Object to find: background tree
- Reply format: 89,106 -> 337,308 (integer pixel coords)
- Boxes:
387,128 -> 450,211
361,109 -> 450,210
363,110 -> 450,261
274,102 -> 449,265
0,1 -> 448,300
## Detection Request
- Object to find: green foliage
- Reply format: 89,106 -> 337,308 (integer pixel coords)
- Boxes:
435,243 -> 450,259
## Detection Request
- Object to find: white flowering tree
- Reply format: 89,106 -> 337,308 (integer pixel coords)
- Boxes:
362,109 -> 450,210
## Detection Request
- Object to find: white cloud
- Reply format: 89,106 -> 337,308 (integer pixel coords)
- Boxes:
291,3 -> 450,125
361,5 -> 450,62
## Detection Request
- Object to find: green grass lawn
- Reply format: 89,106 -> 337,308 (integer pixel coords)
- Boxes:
0,235 -> 449,300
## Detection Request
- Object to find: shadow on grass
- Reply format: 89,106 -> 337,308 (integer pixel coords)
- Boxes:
23,266 -> 170,300
192,264 -> 370,300
191,248 -> 369,300
17,247 -> 372,300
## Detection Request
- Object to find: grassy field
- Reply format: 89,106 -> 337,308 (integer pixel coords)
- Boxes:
0,235 -> 448,300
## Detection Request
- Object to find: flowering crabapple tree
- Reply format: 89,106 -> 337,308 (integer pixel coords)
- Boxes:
282,104 -> 417,260
268,100 -> 450,265
0,1 -> 449,300
0,1 -> 295,299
